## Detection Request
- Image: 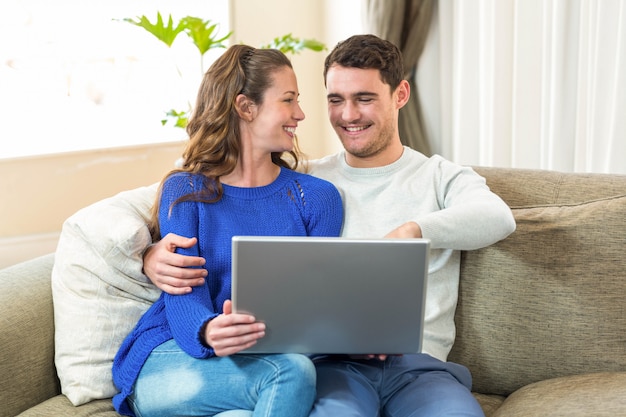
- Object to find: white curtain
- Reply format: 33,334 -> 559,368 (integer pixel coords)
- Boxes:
417,0 -> 626,173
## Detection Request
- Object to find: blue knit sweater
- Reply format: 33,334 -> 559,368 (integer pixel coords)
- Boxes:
112,167 -> 343,416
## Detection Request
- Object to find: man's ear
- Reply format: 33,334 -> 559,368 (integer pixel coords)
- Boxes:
235,94 -> 254,121
395,79 -> 411,109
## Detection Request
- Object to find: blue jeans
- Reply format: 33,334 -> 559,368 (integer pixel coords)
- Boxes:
128,339 -> 315,417
310,354 -> 485,417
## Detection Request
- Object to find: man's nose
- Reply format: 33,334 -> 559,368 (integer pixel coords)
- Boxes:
341,101 -> 360,122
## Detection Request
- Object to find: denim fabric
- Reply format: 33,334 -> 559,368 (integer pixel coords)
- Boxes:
311,353 -> 485,417
128,339 -> 315,417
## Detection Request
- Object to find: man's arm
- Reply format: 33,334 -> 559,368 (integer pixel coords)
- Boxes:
143,233 -> 207,294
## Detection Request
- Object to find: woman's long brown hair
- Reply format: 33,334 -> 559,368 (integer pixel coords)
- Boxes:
149,45 -> 303,241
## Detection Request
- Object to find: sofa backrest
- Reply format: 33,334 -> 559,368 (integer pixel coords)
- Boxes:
449,167 -> 626,396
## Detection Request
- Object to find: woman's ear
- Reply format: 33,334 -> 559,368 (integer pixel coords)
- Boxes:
235,94 -> 254,122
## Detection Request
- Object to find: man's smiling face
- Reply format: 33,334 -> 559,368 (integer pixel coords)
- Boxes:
325,65 -> 407,167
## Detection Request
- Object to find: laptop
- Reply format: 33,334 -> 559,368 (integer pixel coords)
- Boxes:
231,236 -> 430,354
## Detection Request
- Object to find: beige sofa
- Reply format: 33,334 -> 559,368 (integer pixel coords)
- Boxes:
1,166 -> 625,417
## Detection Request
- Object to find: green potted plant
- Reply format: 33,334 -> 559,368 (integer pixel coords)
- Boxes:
123,13 -> 326,128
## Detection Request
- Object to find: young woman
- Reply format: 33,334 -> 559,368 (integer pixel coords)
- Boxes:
112,44 -> 343,417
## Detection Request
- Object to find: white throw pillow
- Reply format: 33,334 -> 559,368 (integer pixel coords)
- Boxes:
51,184 -> 160,406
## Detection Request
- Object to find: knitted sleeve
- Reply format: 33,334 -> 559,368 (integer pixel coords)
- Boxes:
158,173 -> 216,358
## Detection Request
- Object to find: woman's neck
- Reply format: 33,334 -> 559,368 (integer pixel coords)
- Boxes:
220,158 -> 281,187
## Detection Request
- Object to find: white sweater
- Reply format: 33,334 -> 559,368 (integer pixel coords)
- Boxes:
308,147 -> 516,361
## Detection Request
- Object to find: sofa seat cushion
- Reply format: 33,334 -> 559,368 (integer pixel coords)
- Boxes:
491,372 -> 626,417
473,393 -> 505,417
16,396 -> 119,417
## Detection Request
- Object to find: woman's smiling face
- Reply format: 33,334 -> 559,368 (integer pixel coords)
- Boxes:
249,66 -> 305,155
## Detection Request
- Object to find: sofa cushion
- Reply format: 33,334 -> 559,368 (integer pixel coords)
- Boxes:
16,395 -> 120,417
0,254 -> 59,417
473,393 -> 505,417
51,184 -> 159,406
491,372 -> 626,417
451,194 -> 626,396
473,167 -> 626,207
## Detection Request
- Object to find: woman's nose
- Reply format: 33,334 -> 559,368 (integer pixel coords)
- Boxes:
294,102 -> 305,121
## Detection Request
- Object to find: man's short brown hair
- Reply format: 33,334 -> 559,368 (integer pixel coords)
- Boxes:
323,34 -> 404,90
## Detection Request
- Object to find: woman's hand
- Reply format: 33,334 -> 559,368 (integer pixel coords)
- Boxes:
204,300 -> 266,357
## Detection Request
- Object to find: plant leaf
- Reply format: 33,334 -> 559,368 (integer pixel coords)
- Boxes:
181,16 -> 232,56
260,33 -> 327,54
161,109 -> 189,128
123,12 -> 185,47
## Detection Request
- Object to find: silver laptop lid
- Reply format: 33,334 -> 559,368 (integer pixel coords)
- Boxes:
231,236 -> 429,354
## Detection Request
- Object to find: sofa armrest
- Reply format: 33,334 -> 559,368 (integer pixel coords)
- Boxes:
0,254 -> 60,417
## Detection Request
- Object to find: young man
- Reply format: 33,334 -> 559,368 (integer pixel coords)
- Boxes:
144,35 -> 516,416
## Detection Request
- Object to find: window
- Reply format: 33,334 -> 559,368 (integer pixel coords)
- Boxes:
0,0 -> 229,159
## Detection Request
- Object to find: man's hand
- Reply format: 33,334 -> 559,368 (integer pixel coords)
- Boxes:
204,300 -> 266,357
384,221 -> 422,239
349,354 -> 390,361
143,233 -> 207,295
